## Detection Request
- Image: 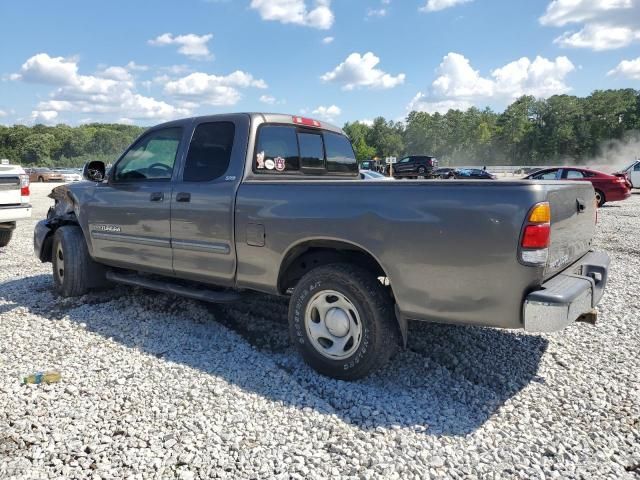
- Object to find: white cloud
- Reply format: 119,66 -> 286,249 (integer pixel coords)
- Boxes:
97,66 -> 133,82
540,0 -> 640,50
367,8 -> 387,17
31,110 -> 59,124
420,0 -> 472,12
608,56 -> 640,79
250,0 -> 334,29
553,24 -> 640,50
259,94 -> 277,104
126,61 -> 149,72
321,52 -> 405,90
148,33 -> 214,59
540,0 -> 632,26
322,36 -> 334,44
0,109 -> 7,117
13,53 -> 189,123
11,53 -> 78,85
312,105 -> 341,121
164,71 -> 267,106
408,52 -> 575,113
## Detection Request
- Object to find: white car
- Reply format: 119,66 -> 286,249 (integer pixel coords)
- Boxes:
359,170 -> 393,181
618,160 -> 640,188
61,170 -> 82,182
0,160 -> 32,247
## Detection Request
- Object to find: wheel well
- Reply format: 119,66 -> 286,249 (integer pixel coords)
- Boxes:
40,213 -> 80,262
278,240 -> 387,294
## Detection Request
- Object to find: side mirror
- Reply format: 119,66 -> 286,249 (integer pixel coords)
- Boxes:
83,161 -> 106,182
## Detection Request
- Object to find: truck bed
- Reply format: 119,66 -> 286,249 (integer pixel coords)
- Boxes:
235,179 -> 596,329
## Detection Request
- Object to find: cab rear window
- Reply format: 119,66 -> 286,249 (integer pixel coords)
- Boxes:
254,125 -> 356,175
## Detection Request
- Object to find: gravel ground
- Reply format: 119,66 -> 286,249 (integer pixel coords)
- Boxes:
1,183 -> 638,479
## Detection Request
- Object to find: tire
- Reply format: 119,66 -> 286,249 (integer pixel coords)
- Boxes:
595,189 -> 606,207
417,166 -> 426,176
38,176 -> 45,182
289,263 -> 399,380
0,230 -> 13,247
52,226 -> 107,297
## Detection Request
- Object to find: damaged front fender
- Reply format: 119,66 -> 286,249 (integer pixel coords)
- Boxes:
34,185 -> 83,262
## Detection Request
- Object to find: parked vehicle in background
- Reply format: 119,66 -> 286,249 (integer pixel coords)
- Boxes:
360,160 -> 383,172
447,168 -> 497,179
616,160 -> 640,189
0,160 -> 31,247
359,170 -> 393,181
433,167 -> 455,179
60,169 -> 82,182
35,113 -> 609,380
387,155 -> 438,178
515,167 -> 542,176
26,167 -> 64,183
524,167 -> 631,207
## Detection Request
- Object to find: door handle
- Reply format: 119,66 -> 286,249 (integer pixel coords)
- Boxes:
150,192 -> 164,202
176,192 -> 191,203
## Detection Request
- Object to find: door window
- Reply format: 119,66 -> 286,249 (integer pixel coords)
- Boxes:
399,157 -> 411,164
183,122 -> 235,182
114,128 -> 182,182
565,170 -> 584,179
533,169 -> 559,180
635,163 -> 640,172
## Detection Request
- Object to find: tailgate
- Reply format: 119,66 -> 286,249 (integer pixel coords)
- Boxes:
545,182 -> 597,279
0,176 -> 22,206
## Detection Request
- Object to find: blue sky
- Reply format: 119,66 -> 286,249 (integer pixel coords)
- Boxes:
1,0 -> 639,126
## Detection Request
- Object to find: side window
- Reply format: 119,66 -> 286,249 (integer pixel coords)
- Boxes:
565,170 -> 584,179
325,132 -> 357,173
255,126 -> 299,172
399,157 -> 411,164
534,169 -> 559,180
634,163 -> 640,171
298,132 -> 325,170
114,127 -> 182,182
183,122 -> 235,182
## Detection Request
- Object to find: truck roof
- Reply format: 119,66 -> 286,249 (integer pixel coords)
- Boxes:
150,112 -> 345,135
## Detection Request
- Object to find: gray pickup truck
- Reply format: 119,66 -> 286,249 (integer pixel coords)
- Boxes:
34,113 -> 610,379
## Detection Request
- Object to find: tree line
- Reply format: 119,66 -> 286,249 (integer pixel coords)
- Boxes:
345,89 -> 640,166
0,89 -> 638,168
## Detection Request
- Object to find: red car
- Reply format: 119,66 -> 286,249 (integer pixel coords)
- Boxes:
524,167 -> 631,207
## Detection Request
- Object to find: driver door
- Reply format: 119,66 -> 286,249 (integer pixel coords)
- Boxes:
85,126 -> 185,275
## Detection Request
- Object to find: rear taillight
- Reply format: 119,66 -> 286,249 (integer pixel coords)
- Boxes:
520,202 -> 550,265
19,174 -> 30,200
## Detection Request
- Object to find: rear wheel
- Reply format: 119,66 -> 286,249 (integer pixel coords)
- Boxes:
289,263 -> 399,380
0,230 -> 13,247
595,189 -> 606,207
38,176 -> 45,182
52,226 -> 107,297
417,166 -> 426,176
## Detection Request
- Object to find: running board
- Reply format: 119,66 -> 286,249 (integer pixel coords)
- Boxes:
106,271 -> 242,304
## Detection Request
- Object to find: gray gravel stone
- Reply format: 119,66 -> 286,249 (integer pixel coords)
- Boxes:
0,183 -> 638,479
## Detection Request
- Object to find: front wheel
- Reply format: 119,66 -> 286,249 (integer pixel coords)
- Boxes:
0,230 -> 13,247
289,263 -> 399,380
52,226 -> 107,297
595,189 -> 606,207
38,176 -> 45,182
